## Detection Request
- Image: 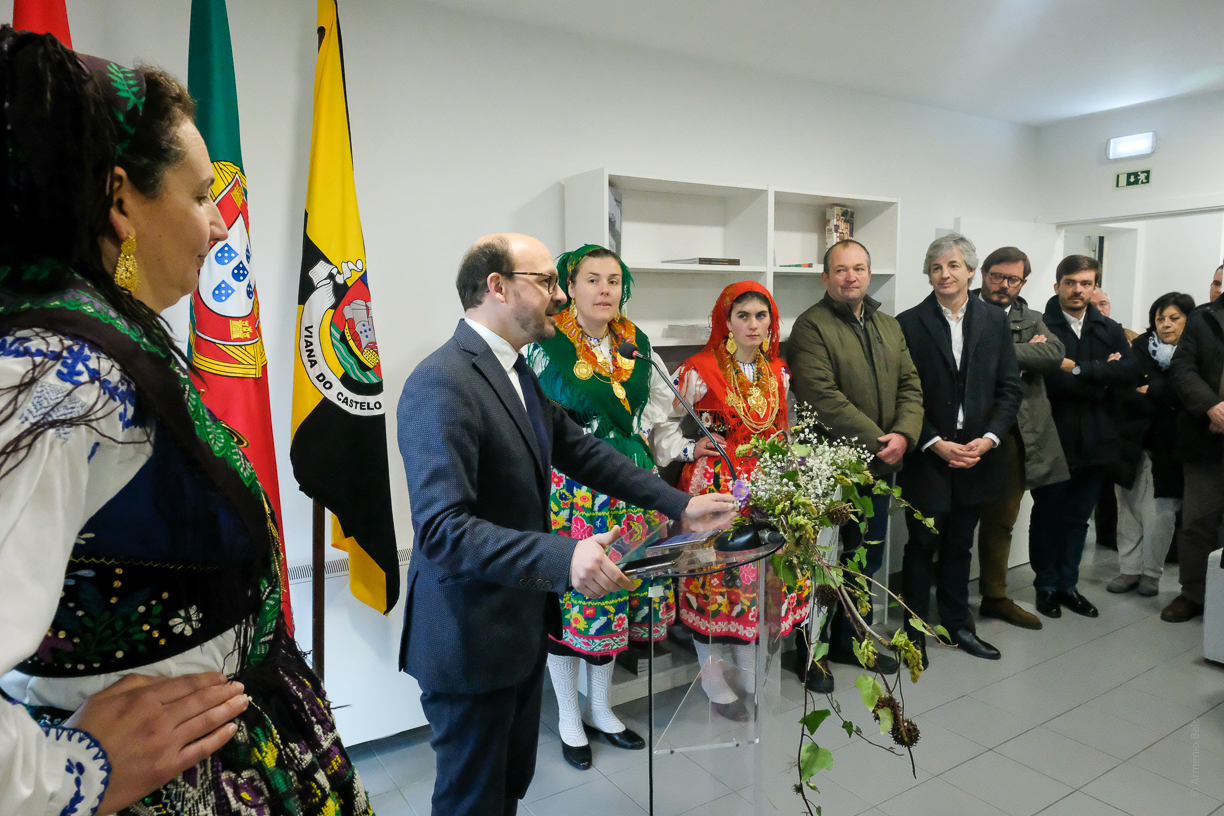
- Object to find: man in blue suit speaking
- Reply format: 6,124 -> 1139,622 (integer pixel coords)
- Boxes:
397,233 -> 737,815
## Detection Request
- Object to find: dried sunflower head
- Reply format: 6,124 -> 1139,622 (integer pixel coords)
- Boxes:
814,584 -> 840,609
827,502 -> 856,526
891,717 -> 921,747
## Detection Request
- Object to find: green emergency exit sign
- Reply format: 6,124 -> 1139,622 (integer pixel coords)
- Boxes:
1116,170 -> 1151,188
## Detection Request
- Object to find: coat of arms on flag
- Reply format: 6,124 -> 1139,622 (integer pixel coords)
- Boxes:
298,255 -> 384,412
190,161 -> 266,381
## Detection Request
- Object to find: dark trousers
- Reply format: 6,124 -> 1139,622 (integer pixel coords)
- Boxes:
1028,466 -> 1103,593
976,431 -> 1025,600
1178,461 -> 1224,604
822,481 -> 892,654
902,504 -> 982,634
420,639 -> 548,816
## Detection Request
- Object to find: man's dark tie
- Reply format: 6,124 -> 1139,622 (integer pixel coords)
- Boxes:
513,355 -> 551,472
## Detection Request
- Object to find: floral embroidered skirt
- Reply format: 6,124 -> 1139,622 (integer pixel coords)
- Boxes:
550,470 -> 676,653
678,456 -> 811,643
27,658 -> 372,816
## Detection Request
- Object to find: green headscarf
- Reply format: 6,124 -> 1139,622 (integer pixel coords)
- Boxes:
555,244 -> 634,311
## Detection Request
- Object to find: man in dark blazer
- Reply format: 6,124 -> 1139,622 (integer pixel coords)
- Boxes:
397,233 -> 735,816
1030,254 -> 1140,620
897,234 -> 1022,664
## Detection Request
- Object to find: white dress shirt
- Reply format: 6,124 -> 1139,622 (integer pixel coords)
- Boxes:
921,299 -> 999,451
1063,310 -> 1085,339
465,317 -> 526,409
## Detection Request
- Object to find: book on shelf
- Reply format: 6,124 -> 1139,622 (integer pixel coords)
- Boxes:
663,324 -> 712,343
777,263 -> 815,268
825,205 -> 854,245
660,257 -> 741,265
608,186 -> 623,255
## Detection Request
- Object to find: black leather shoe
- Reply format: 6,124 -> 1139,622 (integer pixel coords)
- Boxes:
828,647 -> 900,675
1053,589 -> 1099,618
949,628 -> 1001,660
1035,590 -> 1062,618
561,741 -> 592,770
711,699 -> 750,722
584,724 -> 645,750
804,656 -> 834,693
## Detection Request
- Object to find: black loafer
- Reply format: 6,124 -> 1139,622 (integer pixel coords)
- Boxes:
711,699 -> 751,722
1053,589 -> 1098,618
828,647 -> 900,675
561,741 -> 591,770
584,724 -> 645,750
949,628 -> 1001,660
1035,590 -> 1062,618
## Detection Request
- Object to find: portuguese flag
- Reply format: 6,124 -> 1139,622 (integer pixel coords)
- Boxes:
291,0 -> 399,614
11,0 -> 72,46
187,0 -> 292,624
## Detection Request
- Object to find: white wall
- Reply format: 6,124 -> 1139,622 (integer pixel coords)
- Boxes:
27,0 -> 1048,569
1037,88 -> 1224,224
1132,212 -> 1224,313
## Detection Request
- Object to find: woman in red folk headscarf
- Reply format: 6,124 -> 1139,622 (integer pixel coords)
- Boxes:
653,281 -> 810,721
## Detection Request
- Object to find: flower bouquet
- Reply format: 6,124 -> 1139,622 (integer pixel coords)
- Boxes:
731,405 -> 945,812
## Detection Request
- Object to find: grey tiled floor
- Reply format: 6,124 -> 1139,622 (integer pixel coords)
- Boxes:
350,544 -> 1224,815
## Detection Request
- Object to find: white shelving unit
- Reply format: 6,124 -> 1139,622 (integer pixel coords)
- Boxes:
564,169 -> 899,347
564,168 -> 904,631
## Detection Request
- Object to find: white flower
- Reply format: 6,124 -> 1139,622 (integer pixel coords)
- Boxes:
169,606 -> 202,636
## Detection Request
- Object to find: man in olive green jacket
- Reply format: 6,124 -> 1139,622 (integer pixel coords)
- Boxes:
974,246 -> 1069,630
787,239 -> 924,691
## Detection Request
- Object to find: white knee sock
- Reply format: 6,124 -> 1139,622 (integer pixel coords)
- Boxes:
547,654 -> 587,746
583,660 -> 626,734
733,643 -> 757,695
694,641 -> 738,704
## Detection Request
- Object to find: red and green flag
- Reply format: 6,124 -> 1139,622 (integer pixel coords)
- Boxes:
291,0 -> 399,614
11,0 -> 71,46
187,0 -> 292,624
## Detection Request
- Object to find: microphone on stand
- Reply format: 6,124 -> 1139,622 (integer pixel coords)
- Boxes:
619,341 -> 775,553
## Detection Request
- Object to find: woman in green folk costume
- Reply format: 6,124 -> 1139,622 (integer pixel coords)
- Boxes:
524,245 -> 675,771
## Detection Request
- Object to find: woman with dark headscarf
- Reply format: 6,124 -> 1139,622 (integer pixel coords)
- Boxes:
0,30 -> 370,816
653,281 -> 810,721
523,244 -> 675,770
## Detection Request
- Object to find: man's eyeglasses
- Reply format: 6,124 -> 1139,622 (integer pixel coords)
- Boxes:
987,271 -> 1026,288
503,270 -> 559,293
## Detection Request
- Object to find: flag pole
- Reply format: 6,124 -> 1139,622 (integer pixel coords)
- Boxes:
312,500 -> 326,682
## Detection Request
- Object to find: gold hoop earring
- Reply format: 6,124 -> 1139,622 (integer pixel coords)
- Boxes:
114,235 -> 139,292
725,335 -> 737,355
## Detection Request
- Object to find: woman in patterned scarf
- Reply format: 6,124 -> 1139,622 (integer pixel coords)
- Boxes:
524,244 -> 676,770
653,280 -> 811,722
0,29 -> 370,815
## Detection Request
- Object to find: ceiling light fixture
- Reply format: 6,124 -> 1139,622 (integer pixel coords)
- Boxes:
1107,132 -> 1156,160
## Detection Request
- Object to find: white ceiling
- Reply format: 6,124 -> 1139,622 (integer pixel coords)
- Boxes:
424,0 -> 1224,125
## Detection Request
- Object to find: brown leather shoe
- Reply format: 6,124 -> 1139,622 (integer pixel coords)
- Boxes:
1161,595 -> 1204,622
979,596 -> 1043,630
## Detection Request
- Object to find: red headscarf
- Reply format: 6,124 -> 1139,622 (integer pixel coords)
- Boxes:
680,280 -> 788,437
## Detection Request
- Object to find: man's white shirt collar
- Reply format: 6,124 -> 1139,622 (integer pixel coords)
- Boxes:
465,317 -> 526,407
1062,310 -> 1085,338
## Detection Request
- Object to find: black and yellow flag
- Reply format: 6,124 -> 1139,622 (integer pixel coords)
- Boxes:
291,0 -> 398,613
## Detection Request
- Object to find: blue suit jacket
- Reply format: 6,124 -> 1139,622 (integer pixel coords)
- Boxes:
397,320 -> 692,694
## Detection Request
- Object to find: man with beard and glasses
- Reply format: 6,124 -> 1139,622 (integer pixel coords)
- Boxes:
972,247 -> 1068,631
396,233 -> 736,815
